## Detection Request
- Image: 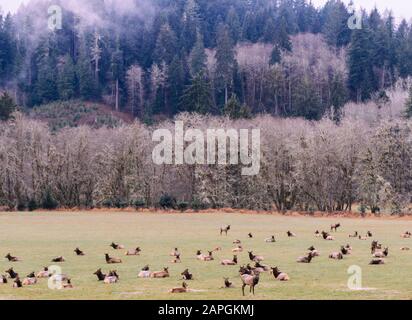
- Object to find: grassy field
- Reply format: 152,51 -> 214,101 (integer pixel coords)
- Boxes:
0,211 -> 411,300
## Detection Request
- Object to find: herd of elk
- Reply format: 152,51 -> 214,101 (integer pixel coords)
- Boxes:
2,222 -> 407,294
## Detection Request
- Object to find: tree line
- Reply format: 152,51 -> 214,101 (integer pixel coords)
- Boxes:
0,110 -> 411,215
1,0 -> 412,120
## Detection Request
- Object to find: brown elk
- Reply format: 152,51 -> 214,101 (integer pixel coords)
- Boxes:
322,231 -> 334,241
171,253 -> 181,263
181,269 -> 193,280
223,278 -> 233,288
240,273 -> 259,296
110,242 -> 125,250
308,246 -> 320,257
13,277 -> 22,288
0,275 -> 7,284
151,267 -> 170,278
221,255 -> 238,266
5,268 -> 18,279
373,247 -> 389,258
329,252 -> 343,260
297,252 -> 314,263
94,268 -> 106,281
271,267 -> 290,281
330,223 -> 341,232
287,231 -> 296,237
349,231 -> 358,238
37,267 -> 50,278
5,253 -> 20,262
125,247 -> 141,256
265,236 -> 276,243
74,248 -> 85,256
138,265 -> 152,278
220,225 -> 231,236
105,253 -> 122,264
51,256 -> 65,262
248,251 -> 264,262
170,282 -> 188,293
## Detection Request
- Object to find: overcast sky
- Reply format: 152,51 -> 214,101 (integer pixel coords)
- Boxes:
1,0 -> 412,22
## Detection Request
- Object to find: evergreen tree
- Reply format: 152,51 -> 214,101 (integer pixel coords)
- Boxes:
0,92 -> 16,121
189,32 -> 207,76
58,55 -> 77,100
180,72 -> 213,114
154,23 -> 178,65
215,23 -> 235,105
223,94 -> 251,119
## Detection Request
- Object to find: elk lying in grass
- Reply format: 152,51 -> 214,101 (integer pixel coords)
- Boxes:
369,258 -> 385,265
254,262 -> 270,273
221,255 -> 237,266
233,240 -> 241,244
401,247 -> 410,251
181,269 -> 193,280
13,277 -> 22,288
329,252 -> 343,260
170,282 -> 188,293
22,275 -> 37,286
265,236 -> 276,243
314,230 -> 321,237
248,251 -> 264,262
196,250 -> 214,261
138,265 -> 152,278
104,270 -> 119,284
5,253 -> 20,262
220,225 -> 231,236
322,231 -> 334,241
297,252 -> 314,263
371,240 -> 382,254
62,279 -> 73,289
105,253 -> 122,264
270,267 -> 290,281
171,254 -> 181,263
223,278 -> 233,288
0,275 -> 7,284
5,268 -> 18,279
51,256 -> 65,263
170,248 -> 180,257
248,233 -> 253,238
287,231 -> 296,237
240,272 -> 259,296
94,269 -> 106,281
232,245 -> 243,253
373,247 -> 389,258
359,235 -> 367,240
308,246 -> 320,257
330,223 -> 341,232
125,247 -> 141,256
151,267 -> 169,278
74,248 -> 85,256
36,267 -> 50,278
349,231 -> 358,238
341,246 -> 351,255
401,231 -> 411,238
110,242 -> 125,250
367,231 -> 373,237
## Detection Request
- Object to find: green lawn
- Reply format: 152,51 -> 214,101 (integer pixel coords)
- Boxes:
0,211 -> 411,300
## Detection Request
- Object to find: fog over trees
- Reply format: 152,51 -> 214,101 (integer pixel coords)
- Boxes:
1,0 -> 412,120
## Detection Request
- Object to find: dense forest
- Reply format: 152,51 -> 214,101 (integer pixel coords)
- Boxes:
1,0 -> 412,120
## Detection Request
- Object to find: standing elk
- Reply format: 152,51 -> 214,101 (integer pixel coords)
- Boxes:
220,225 -> 231,236
331,223 -> 341,232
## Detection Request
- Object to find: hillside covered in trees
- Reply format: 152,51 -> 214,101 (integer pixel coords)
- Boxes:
1,0 -> 412,121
